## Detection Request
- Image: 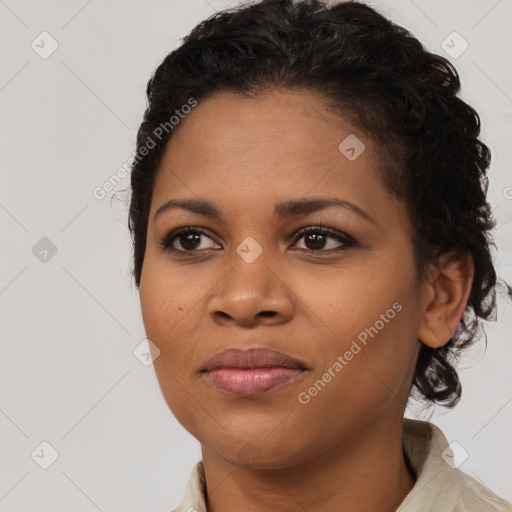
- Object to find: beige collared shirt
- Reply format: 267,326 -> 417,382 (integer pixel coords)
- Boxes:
172,418 -> 512,511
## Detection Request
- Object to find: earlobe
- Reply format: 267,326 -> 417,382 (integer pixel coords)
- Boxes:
418,250 -> 474,349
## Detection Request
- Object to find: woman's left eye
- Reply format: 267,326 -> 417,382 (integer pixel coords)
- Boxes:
159,226 -> 355,255
292,226 -> 355,254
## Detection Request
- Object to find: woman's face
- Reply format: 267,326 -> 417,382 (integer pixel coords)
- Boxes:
139,88 -> 428,469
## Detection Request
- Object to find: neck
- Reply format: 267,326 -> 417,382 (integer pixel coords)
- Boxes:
201,416 -> 416,512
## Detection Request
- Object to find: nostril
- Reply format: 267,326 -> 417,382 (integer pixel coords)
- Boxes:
259,311 -> 276,317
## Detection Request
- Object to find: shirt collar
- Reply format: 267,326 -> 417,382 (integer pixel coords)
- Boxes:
172,418 -> 511,512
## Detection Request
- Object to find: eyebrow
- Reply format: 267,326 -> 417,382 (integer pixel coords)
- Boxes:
153,197 -> 377,225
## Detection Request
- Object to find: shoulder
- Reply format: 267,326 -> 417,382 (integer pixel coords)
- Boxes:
171,461 -> 207,512
398,418 -> 512,512
454,469 -> 512,511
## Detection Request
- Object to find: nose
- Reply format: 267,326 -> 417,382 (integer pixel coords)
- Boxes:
207,254 -> 295,328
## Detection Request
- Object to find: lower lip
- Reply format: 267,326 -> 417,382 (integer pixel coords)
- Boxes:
204,367 -> 305,396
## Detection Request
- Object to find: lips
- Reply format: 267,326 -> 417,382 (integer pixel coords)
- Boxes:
202,347 -> 308,372
201,348 -> 308,396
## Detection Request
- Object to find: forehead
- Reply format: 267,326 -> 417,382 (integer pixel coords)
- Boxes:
150,88 -> 383,209
162,88 -> 360,154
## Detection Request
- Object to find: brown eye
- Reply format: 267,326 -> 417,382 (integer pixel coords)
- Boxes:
160,227 -> 220,252
293,226 -> 355,254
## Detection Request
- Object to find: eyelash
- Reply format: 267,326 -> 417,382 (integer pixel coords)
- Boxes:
159,225 -> 356,256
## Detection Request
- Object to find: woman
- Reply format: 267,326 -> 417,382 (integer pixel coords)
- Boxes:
128,0 -> 512,510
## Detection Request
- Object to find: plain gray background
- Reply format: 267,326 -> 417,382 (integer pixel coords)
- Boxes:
1,0 -> 511,510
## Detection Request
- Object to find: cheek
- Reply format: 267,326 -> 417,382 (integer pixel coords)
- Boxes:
139,258 -> 199,338
303,260 -> 410,340
139,273 -> 193,391
296,311 -> 416,433
139,260 -> 219,380
299,256 -> 419,396
139,268 -> 201,424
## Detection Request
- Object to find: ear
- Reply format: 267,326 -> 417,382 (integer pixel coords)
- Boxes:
418,250 -> 474,349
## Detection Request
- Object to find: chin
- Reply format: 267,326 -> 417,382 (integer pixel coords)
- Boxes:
200,427 -> 312,469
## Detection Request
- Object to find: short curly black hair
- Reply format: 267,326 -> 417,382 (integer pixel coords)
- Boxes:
129,0 -> 498,408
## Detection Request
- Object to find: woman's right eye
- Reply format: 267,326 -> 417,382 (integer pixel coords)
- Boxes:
159,227 -> 220,253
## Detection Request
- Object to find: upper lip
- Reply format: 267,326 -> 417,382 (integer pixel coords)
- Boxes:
201,347 -> 308,372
